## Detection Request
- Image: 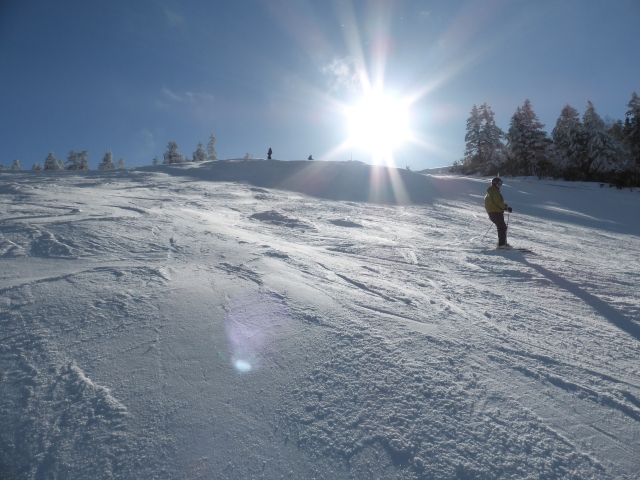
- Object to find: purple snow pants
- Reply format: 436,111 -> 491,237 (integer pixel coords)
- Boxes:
488,212 -> 507,246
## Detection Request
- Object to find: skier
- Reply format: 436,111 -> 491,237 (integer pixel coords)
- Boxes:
484,177 -> 513,249
267,148 -> 273,160
308,155 -> 313,161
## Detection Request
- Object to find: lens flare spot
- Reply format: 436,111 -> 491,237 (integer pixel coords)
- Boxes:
234,359 -> 252,373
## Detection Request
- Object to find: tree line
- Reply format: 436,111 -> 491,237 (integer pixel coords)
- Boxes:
454,92 -> 640,187
1,150 -> 126,171
1,134 -> 218,171
155,135 -> 217,165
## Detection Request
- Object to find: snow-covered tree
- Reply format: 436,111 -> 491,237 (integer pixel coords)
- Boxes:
207,134 -> 217,160
44,152 -> 62,171
11,159 -> 22,170
463,105 -> 481,167
78,151 -> 90,171
163,141 -> 185,164
117,157 -> 126,169
580,101 -> 630,178
65,151 -> 78,170
65,151 -> 80,170
152,156 -> 159,166
606,117 -> 625,144
243,153 -> 253,159
462,103 -> 506,174
506,100 -> 551,177
98,150 -> 116,170
624,91 -> 640,167
551,104 -> 583,177
65,151 -> 89,170
193,142 -> 207,162
0,164 -> 7,170
32,163 -> 43,170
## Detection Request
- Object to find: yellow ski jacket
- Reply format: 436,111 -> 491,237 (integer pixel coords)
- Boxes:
484,186 -> 507,213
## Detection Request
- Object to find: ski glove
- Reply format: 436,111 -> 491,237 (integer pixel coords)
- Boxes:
506,207 -> 512,213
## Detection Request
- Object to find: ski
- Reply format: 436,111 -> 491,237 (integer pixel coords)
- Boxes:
497,247 -> 535,253
475,247 -> 535,254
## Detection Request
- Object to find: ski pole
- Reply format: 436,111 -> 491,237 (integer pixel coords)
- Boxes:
481,223 -> 493,241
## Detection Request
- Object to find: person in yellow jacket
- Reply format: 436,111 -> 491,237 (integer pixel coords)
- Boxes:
484,177 -> 513,249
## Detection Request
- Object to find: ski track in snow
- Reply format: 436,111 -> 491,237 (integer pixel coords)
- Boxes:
1,165 -> 639,479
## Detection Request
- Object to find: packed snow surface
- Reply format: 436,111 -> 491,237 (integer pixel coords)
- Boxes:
1,160 -> 639,479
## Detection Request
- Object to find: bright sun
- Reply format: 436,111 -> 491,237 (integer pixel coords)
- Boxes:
346,93 -> 410,157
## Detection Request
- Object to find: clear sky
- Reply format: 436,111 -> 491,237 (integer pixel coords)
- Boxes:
1,0 -> 639,170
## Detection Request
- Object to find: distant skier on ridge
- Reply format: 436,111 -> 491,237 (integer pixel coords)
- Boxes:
484,177 -> 513,249
267,147 -> 272,160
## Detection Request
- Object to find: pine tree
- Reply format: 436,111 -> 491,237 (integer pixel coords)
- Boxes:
152,156 -> 159,166
481,104 -> 506,174
117,157 -> 126,169
65,151 -> 80,170
506,100 -> 551,177
624,91 -> 640,168
462,104 -> 506,174
606,117 -> 625,144
551,104 -> 583,178
580,101 -> 629,179
193,142 -> 207,162
78,151 -> 90,171
78,151 -> 91,172
163,142 -> 184,164
11,159 -> 22,170
44,152 -> 62,171
98,150 -> 116,170
32,163 -> 43,170
0,165 -> 6,170
207,134 -> 217,160
463,105 -> 482,172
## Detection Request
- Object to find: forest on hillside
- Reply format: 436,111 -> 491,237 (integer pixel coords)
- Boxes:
454,92 -> 640,187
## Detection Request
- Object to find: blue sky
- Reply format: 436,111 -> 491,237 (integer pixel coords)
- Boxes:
1,0 -> 639,170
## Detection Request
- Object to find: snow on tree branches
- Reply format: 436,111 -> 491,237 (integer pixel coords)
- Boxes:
44,152 -> 62,171
579,101 -> 630,178
193,143 -> 207,162
624,92 -> 640,168
163,142 -> 186,164
458,95 -> 637,186
65,151 -> 89,171
98,150 -> 116,170
552,103 -> 582,174
506,100 -> 551,177
462,103 -> 506,175
207,135 -> 217,160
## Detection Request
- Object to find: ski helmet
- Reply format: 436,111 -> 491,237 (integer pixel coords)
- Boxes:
491,177 -> 503,186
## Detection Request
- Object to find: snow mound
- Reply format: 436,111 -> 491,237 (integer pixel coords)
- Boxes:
0,235 -> 26,256
250,210 -> 308,228
29,229 -> 78,258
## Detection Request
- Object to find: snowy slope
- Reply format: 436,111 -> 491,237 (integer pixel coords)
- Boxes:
1,161 -> 639,479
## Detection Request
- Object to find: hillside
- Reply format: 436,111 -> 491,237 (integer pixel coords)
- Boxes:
1,160 -> 639,479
